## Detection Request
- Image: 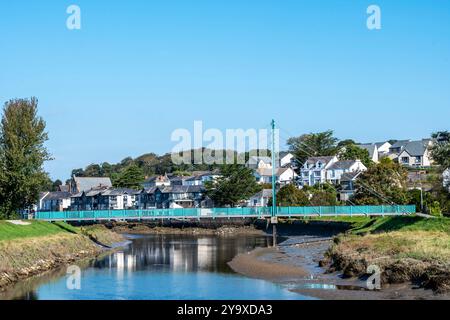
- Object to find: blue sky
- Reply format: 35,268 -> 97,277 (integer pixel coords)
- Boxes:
0,0 -> 449,180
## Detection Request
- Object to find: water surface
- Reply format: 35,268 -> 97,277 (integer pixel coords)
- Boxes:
1,234 -> 309,300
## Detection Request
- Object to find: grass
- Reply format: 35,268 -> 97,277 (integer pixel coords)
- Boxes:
338,230 -> 450,263
350,216 -> 450,235
0,220 -> 78,241
302,215 -> 450,235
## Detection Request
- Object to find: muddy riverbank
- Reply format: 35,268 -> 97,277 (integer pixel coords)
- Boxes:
109,219 -> 267,236
228,233 -> 450,300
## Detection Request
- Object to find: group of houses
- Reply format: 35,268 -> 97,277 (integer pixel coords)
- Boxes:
358,139 -> 434,167
37,138 -> 448,212
37,174 -> 215,212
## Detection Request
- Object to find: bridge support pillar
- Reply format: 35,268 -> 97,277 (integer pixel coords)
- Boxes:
271,216 -> 278,248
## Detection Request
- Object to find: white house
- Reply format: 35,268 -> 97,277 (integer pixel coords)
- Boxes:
375,141 -> 392,155
39,192 -> 72,212
247,189 -> 272,207
98,188 -> 137,210
398,140 -> 434,167
443,169 -> 450,191
326,160 -> 367,184
300,156 -> 338,186
254,167 -> 298,185
300,156 -> 366,187
245,156 -> 272,169
358,144 -> 379,163
279,152 -> 295,168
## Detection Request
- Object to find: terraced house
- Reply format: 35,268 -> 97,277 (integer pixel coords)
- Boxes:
300,156 -> 367,187
136,185 -> 208,209
70,187 -> 138,211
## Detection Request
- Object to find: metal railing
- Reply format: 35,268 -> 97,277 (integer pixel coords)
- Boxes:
34,205 -> 416,221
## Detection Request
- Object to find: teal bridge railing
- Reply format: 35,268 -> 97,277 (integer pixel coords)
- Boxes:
35,205 -> 416,221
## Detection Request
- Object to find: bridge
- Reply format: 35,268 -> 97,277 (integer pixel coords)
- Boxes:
35,205 -> 416,222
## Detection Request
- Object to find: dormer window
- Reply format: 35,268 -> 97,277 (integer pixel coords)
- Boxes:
317,162 -> 323,169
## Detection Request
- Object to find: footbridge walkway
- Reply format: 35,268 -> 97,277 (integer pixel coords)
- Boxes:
35,205 -> 416,222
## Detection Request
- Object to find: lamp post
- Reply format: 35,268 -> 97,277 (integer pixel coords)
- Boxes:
271,119 -> 278,247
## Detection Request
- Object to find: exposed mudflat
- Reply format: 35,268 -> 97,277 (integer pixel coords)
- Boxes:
228,235 -> 450,300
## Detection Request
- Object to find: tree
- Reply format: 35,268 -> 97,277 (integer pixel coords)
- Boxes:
432,131 -> 450,143
337,139 -> 357,149
287,130 -> 338,165
114,165 -> 144,189
309,190 -> 338,206
338,144 -> 373,168
52,179 -> 63,191
352,158 -> 410,205
269,184 -> 309,207
205,165 -> 261,207
430,131 -> 450,169
0,98 -> 51,219
303,183 -> 338,206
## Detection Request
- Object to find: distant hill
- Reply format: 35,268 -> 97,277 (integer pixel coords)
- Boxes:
70,148 -> 272,179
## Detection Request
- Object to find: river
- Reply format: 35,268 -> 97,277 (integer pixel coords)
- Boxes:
0,234 -> 309,300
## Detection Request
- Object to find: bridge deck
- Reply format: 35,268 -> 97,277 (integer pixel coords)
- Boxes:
35,205 -> 416,222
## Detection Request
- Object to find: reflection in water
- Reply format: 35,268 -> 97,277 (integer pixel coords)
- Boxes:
94,234 -> 270,275
0,234 -> 306,300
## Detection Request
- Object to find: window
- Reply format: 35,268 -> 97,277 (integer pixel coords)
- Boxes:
401,157 -> 409,163
317,162 -> 323,168
415,156 -> 422,163
314,171 -> 321,177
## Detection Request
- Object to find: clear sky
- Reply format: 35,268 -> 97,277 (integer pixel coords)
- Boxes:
0,0 -> 449,180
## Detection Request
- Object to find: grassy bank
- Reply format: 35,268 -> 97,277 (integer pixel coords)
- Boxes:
321,216 -> 450,293
0,220 -> 123,290
0,221 -> 77,241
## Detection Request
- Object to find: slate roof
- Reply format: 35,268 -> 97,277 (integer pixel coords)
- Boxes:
328,160 -> 359,170
358,144 -> 377,158
304,156 -> 335,166
42,192 -> 72,201
255,168 -> 293,177
73,177 -> 112,192
101,188 -> 136,196
390,140 -> 411,150
402,140 -> 430,156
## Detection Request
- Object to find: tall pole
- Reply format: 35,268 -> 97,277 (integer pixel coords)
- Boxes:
271,119 -> 277,214
271,119 -> 277,247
